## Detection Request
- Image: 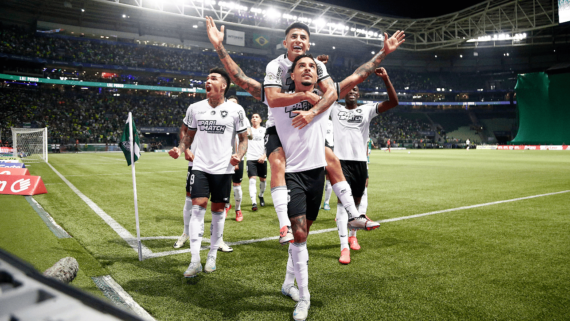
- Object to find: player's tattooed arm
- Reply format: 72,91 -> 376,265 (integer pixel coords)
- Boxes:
237,131 -> 248,159
375,67 -> 399,113
182,128 -> 197,151
206,16 -> 262,101
338,30 -> 406,99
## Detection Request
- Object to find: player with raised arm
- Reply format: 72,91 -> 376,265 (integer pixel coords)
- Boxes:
246,113 -> 268,210
205,18 -> 404,243
332,67 -> 400,264
180,68 -> 248,278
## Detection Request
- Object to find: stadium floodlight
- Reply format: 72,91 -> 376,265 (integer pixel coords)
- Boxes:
265,8 -> 281,19
350,27 -> 356,32
467,33 -> 527,42
314,19 -> 326,27
122,14 -> 126,18
193,25 -> 198,28
81,8 -> 85,12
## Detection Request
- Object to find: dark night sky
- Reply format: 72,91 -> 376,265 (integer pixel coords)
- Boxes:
317,0 -> 486,19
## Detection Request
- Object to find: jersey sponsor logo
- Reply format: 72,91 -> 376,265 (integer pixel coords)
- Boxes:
198,120 -> 226,134
285,101 -> 313,118
211,111 -> 216,115
337,111 -> 363,123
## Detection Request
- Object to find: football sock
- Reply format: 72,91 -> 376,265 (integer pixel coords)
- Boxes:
324,179 -> 332,204
359,187 -> 368,216
291,242 -> 310,300
208,211 -> 225,259
233,185 -> 242,211
283,244 -> 296,286
349,229 -> 357,237
183,196 -> 192,236
259,181 -> 266,197
271,186 -> 291,229
189,205 -> 206,263
332,181 -> 359,220
336,206 -> 349,251
249,178 -> 257,204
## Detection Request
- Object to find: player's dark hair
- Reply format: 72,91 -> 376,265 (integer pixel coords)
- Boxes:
209,67 -> 231,96
252,113 -> 261,119
227,95 -> 239,102
285,22 -> 310,37
288,54 -> 316,74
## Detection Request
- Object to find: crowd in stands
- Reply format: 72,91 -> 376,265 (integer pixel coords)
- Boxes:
1,25 -> 518,93
1,86 -> 436,147
1,25 -> 265,77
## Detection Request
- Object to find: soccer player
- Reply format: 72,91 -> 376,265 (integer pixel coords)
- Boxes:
205,18 -> 403,241
269,54 -> 328,321
168,102 -> 233,253
332,67 -> 399,264
367,138 -> 376,162
322,118 -> 334,210
246,113 -> 268,211
466,138 -> 470,150
178,68 -> 248,278
227,95 -> 252,221
386,138 -> 391,153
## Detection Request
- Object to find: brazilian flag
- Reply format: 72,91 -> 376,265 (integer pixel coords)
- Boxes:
253,33 -> 270,48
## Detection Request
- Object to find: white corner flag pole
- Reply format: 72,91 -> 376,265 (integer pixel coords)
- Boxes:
129,112 -> 143,261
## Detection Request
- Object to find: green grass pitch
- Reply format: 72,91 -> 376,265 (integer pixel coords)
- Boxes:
1,149 -> 569,320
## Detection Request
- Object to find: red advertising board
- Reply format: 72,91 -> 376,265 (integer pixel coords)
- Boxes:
0,147 -> 13,153
0,168 -> 30,176
0,175 -> 47,195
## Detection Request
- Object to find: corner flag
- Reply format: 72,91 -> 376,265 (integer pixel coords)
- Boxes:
119,113 -> 141,166
120,112 -> 143,261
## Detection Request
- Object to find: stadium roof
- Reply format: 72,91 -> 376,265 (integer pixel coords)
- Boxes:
95,0 -> 562,50
3,0 -> 564,51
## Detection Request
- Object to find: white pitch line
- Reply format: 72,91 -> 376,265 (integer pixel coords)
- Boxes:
46,162 -> 153,257
65,170 -> 183,177
98,275 -> 155,321
146,189 -> 570,258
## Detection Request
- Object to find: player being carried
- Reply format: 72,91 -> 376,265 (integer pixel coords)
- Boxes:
177,68 -> 248,278
205,18 -> 404,246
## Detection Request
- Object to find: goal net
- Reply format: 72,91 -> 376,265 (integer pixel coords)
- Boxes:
11,128 -> 48,163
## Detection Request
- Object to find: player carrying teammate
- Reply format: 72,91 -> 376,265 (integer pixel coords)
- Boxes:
205,18 -> 404,243
178,68 -> 249,278
269,54 -> 328,321
246,113 -> 268,210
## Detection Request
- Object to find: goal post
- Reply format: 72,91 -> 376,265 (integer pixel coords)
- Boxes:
11,128 -> 48,163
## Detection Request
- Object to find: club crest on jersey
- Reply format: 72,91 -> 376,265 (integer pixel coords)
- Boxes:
338,111 -> 363,123
221,110 -> 228,118
198,120 -> 226,134
285,101 -> 313,118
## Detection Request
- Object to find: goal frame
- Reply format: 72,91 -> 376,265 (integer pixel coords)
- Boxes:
11,127 -> 48,163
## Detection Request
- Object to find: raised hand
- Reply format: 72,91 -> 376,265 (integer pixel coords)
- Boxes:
383,30 -> 405,55
316,54 -> 329,65
375,67 -> 389,80
206,16 -> 224,48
